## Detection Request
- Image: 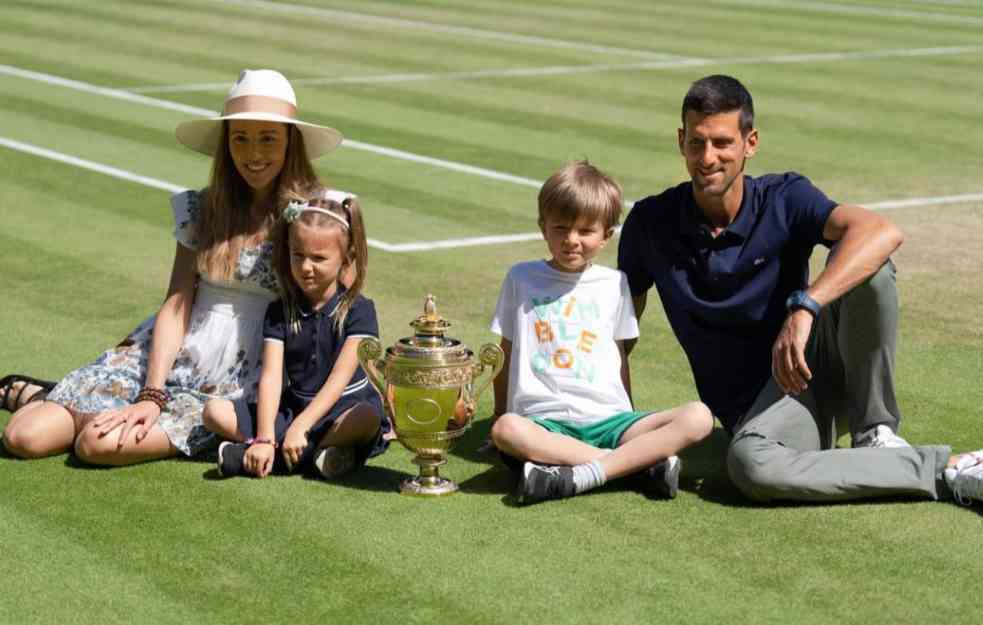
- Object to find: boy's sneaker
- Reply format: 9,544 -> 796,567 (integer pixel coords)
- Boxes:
944,451 -> 983,506
853,425 -> 910,449
515,462 -> 576,505
314,446 -> 356,479
217,441 -> 247,477
643,455 -> 681,499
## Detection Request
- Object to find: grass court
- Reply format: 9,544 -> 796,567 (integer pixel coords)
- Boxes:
1,1 -> 981,623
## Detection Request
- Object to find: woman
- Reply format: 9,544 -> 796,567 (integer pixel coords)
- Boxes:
2,69 -> 343,465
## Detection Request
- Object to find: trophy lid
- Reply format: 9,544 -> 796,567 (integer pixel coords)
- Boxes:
389,294 -> 471,362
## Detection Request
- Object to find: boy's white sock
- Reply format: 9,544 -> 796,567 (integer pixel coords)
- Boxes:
571,459 -> 607,494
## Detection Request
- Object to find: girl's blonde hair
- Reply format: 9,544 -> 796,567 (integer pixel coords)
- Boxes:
272,189 -> 369,335
196,122 -> 320,281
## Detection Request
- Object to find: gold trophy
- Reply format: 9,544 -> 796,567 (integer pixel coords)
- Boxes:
358,295 -> 504,496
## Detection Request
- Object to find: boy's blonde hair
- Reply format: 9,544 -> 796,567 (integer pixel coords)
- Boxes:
538,160 -> 623,230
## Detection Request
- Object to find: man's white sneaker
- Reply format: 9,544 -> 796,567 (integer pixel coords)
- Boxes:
944,451 -> 983,505
853,425 -> 910,449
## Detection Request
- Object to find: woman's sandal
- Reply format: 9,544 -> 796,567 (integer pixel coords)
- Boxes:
0,374 -> 57,413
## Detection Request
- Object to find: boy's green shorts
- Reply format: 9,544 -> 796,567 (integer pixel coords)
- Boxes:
530,410 -> 651,449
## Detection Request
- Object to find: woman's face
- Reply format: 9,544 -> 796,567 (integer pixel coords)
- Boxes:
228,120 -> 289,198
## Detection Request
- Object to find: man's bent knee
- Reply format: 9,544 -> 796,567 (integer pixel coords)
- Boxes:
726,433 -> 785,503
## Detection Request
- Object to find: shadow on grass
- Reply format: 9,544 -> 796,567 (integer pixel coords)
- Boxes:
448,416 -> 496,464
306,464 -> 419,493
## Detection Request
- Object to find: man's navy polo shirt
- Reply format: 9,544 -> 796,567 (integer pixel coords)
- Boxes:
618,173 -> 837,430
263,288 -> 379,413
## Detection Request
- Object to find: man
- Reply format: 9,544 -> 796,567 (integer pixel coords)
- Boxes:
617,74 -> 982,504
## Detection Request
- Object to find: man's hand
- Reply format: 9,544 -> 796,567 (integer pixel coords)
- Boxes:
771,309 -> 814,395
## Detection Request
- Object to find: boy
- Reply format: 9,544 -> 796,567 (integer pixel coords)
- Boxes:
490,160 -> 714,505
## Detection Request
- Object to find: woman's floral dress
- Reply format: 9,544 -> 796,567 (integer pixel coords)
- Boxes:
47,190 -> 278,456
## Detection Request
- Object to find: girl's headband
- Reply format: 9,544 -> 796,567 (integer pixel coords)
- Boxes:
283,189 -> 356,230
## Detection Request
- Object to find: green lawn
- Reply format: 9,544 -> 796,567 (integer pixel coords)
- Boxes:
1,2 -> 981,624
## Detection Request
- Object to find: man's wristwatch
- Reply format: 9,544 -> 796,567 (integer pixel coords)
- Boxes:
786,290 -> 821,317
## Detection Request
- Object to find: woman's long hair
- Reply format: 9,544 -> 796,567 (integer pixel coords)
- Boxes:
196,122 -> 320,282
272,190 -> 369,336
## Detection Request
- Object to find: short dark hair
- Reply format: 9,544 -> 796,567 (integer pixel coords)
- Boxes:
681,75 -> 754,134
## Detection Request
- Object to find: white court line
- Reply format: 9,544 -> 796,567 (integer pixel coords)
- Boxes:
0,135 -> 397,252
211,0 -> 682,61
126,45 -> 981,93
0,137 -> 186,194
723,0 -> 983,25
2,136 -> 981,253
0,64 -> 542,190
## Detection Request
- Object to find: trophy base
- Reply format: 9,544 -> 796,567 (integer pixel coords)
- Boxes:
400,476 -> 459,496
401,456 -> 458,496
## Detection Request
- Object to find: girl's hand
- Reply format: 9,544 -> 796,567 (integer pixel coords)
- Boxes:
244,443 -> 275,478
91,401 -> 162,449
281,426 -> 309,471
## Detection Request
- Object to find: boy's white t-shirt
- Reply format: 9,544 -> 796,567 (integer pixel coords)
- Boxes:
490,260 -> 639,426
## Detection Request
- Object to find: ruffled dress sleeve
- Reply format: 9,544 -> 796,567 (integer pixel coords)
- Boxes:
171,189 -> 201,250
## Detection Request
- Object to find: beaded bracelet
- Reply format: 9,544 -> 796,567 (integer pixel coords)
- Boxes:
246,437 -> 278,449
135,386 -> 171,412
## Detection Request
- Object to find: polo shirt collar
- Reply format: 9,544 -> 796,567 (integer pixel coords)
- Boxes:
681,176 -> 756,244
297,285 -> 347,318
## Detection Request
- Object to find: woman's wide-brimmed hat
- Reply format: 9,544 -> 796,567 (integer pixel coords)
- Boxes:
175,69 -> 343,160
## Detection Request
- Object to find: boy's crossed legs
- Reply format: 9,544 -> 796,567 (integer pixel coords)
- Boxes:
492,401 -> 713,504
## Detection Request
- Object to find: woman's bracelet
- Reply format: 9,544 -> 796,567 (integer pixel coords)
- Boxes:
135,386 -> 171,412
245,437 -> 278,449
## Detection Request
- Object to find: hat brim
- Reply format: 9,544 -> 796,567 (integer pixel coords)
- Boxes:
176,112 -> 344,160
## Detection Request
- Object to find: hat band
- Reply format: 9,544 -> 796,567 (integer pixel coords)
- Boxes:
223,95 -> 297,119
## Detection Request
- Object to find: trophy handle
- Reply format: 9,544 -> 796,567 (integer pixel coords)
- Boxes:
470,343 -> 505,407
357,337 -> 387,397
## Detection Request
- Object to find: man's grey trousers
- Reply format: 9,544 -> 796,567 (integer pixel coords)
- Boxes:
726,260 -> 950,502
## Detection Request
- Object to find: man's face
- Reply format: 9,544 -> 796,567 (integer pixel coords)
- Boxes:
678,110 -> 757,198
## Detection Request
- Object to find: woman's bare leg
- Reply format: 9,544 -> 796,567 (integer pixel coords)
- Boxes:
74,420 -> 178,466
2,401 -> 76,458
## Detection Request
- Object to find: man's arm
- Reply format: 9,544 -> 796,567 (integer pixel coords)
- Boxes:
772,204 -> 903,395
623,292 -> 648,357
807,204 -> 904,306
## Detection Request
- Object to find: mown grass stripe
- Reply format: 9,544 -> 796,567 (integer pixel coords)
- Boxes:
0,137 -> 184,193
208,0 -> 684,60
722,0 -> 983,26
3,0 -> 569,89
1,64 -> 546,193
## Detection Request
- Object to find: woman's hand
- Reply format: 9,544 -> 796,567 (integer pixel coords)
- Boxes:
281,426 -> 309,471
91,401 -> 162,450
244,443 -> 275,477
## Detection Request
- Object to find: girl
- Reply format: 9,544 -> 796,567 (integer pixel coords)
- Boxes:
202,189 -> 389,478
2,69 -> 343,465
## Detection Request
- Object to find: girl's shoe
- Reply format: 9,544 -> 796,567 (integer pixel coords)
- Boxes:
217,441 -> 248,477
314,446 -> 356,479
0,375 -> 56,413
